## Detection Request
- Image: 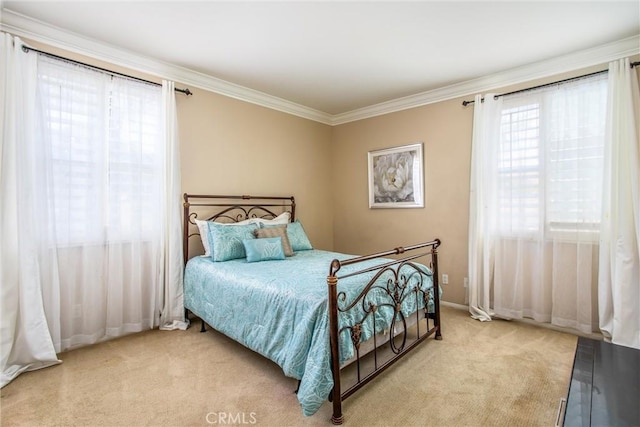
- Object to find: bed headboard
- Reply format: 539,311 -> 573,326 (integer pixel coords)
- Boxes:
182,193 -> 296,264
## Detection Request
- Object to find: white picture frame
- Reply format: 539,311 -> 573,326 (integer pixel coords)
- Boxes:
368,142 -> 424,209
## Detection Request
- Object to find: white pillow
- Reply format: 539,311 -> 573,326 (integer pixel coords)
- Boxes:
194,212 -> 290,256
194,219 -> 212,256
254,211 -> 291,226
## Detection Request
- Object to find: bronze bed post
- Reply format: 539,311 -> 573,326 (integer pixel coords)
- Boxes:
432,239 -> 442,340
327,260 -> 343,425
183,193 -> 190,266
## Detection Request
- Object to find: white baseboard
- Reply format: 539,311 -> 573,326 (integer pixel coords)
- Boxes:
439,300 -> 604,340
440,300 -> 469,311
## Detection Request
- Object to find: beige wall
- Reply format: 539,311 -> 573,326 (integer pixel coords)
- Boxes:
331,56 -> 640,306
177,88 -> 334,250
331,99 -> 473,305
23,39 -> 335,252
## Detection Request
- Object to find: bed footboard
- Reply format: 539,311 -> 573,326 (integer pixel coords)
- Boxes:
327,239 -> 441,425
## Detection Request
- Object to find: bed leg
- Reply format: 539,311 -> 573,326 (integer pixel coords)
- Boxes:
200,319 -> 206,333
331,406 -> 344,425
327,275 -> 344,425
432,244 -> 443,341
330,389 -> 343,425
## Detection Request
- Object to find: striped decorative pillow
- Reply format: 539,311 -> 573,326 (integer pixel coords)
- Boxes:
254,225 -> 293,256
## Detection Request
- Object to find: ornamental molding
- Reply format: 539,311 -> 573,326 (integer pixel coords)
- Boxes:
2,9 -> 638,126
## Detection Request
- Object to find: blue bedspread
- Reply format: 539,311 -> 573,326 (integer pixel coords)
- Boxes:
183,249 -> 434,416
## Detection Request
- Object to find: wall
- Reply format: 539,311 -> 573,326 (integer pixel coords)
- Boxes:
177,88 -> 334,251
331,57 -> 640,306
331,99 -> 472,305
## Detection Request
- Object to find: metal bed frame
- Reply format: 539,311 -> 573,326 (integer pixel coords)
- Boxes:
182,193 -> 442,424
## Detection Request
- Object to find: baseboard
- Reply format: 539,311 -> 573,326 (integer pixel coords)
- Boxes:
440,300 -> 469,311
510,317 -> 604,341
439,300 -> 604,341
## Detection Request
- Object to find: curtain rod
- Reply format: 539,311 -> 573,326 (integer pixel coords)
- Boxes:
22,45 -> 192,96
461,61 -> 640,106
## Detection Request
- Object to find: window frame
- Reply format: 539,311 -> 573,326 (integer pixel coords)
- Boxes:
495,74 -> 607,242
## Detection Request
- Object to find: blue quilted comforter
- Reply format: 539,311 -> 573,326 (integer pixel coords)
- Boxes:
183,249 -> 434,416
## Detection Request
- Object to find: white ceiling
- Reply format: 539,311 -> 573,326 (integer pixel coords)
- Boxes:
2,1 -> 639,117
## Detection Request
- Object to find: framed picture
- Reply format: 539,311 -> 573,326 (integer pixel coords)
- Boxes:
368,142 -> 424,209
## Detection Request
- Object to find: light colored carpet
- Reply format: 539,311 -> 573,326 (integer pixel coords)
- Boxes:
0,306 -> 577,426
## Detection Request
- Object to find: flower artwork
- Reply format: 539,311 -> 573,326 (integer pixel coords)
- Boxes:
374,151 -> 414,202
368,143 -> 424,208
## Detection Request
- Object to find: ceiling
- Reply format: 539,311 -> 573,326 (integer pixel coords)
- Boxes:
2,1 -> 639,117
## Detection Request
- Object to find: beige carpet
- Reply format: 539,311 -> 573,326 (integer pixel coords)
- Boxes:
1,306 -> 577,426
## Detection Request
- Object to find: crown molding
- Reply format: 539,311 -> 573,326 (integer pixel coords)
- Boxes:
2,8 -> 638,127
331,35 -> 640,125
0,9 -> 334,125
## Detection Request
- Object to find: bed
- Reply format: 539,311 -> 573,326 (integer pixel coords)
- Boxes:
182,194 -> 442,424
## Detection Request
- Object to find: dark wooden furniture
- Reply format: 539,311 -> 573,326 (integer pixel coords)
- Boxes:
562,336 -> 640,427
182,194 -> 442,425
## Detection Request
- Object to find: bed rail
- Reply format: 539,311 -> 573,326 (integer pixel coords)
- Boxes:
327,239 -> 442,424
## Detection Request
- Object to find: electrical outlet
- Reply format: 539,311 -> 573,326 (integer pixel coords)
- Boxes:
442,273 -> 449,285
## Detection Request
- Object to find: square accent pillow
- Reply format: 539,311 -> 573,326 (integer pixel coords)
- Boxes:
254,225 -> 293,256
195,217 -> 256,257
207,221 -> 259,262
287,220 -> 313,251
243,237 -> 285,263
263,220 -> 312,251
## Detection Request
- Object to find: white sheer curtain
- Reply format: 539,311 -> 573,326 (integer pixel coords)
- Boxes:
598,58 -> 640,349
159,80 -> 187,331
468,94 -> 501,322
1,33 -> 61,387
468,73 -> 608,334
1,34 -> 185,387
38,56 -> 166,349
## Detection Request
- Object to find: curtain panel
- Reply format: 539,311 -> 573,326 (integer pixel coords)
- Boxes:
159,80 -> 187,331
468,93 -> 501,322
598,58 -> 640,349
468,73 -> 609,334
1,33 -> 186,387
0,33 -> 61,387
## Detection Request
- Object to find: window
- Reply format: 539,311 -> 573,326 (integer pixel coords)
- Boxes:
37,56 -> 163,246
496,74 -> 608,238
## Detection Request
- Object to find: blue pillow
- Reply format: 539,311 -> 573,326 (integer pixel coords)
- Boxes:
263,220 -> 313,251
207,221 -> 259,262
287,220 -> 313,251
243,237 -> 285,263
